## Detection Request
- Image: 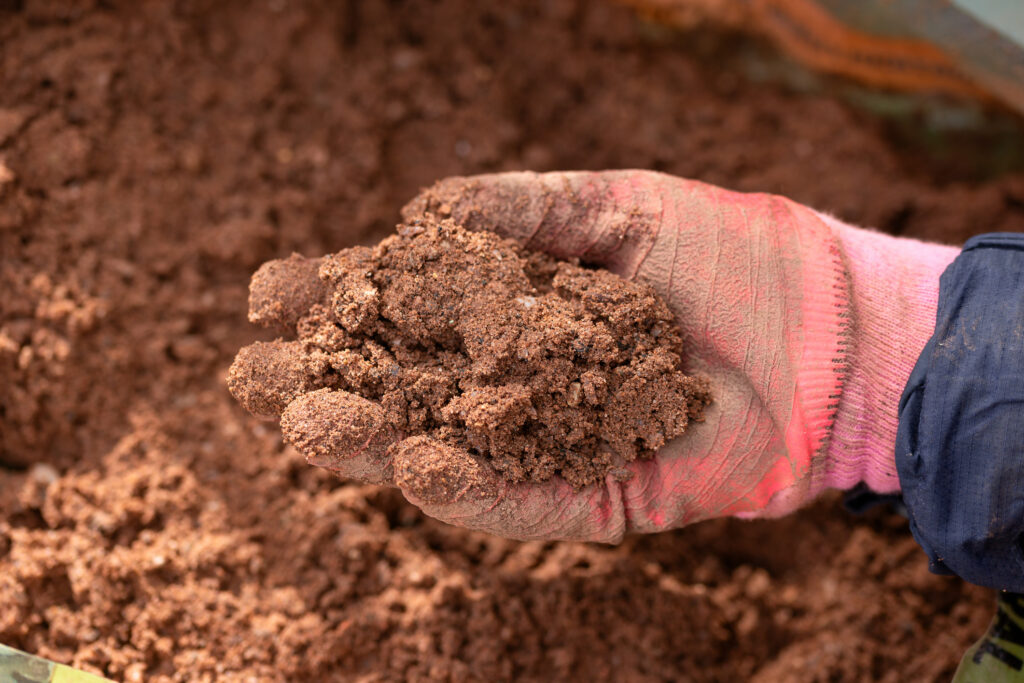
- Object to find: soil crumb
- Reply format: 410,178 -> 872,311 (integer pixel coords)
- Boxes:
229,217 -> 711,487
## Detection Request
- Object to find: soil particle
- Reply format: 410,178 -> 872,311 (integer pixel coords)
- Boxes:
231,217 -> 712,488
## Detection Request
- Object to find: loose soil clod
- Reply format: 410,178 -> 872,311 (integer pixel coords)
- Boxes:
229,216 -> 711,488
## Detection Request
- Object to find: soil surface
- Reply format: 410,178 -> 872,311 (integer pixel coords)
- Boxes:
229,218 -> 710,487
2,0 -> 1024,681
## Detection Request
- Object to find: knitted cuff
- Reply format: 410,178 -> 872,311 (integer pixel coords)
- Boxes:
817,214 -> 959,494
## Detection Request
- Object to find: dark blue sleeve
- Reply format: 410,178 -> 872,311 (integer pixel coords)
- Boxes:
896,233 -> 1024,592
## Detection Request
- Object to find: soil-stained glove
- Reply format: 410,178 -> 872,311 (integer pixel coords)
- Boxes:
255,171 -> 958,542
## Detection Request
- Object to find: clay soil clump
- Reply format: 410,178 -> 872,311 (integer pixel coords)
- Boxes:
229,217 -> 711,487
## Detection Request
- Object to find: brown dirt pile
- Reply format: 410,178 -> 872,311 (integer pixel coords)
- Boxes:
3,0 -> 1024,681
229,218 -> 710,487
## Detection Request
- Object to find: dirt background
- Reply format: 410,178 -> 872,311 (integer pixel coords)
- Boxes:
3,0 -> 1024,681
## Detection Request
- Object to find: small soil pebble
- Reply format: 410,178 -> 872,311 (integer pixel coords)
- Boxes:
229,216 -> 711,487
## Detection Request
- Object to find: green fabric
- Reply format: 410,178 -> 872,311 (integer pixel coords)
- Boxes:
954,594 -> 1024,683
0,644 -> 111,683
0,644 -> 55,683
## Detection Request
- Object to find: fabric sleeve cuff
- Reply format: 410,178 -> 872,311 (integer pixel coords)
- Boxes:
897,232 -> 1024,591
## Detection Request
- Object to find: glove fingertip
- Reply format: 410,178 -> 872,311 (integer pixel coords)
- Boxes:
400,175 -> 475,225
248,254 -> 326,330
228,340 -> 312,419
391,435 -> 500,507
281,388 -> 395,483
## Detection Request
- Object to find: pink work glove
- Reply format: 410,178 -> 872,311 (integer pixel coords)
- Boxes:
269,171 -> 959,542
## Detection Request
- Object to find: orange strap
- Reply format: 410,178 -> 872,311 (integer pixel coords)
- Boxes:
617,0 -> 990,101
753,0 -> 987,98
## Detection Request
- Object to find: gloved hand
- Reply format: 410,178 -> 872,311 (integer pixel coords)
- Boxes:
257,170 -> 959,542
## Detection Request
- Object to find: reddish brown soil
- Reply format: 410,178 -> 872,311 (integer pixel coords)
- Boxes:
2,0 -> 1022,681
229,218 -> 710,487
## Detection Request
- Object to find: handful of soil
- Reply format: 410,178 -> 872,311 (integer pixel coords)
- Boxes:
228,216 -> 710,488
